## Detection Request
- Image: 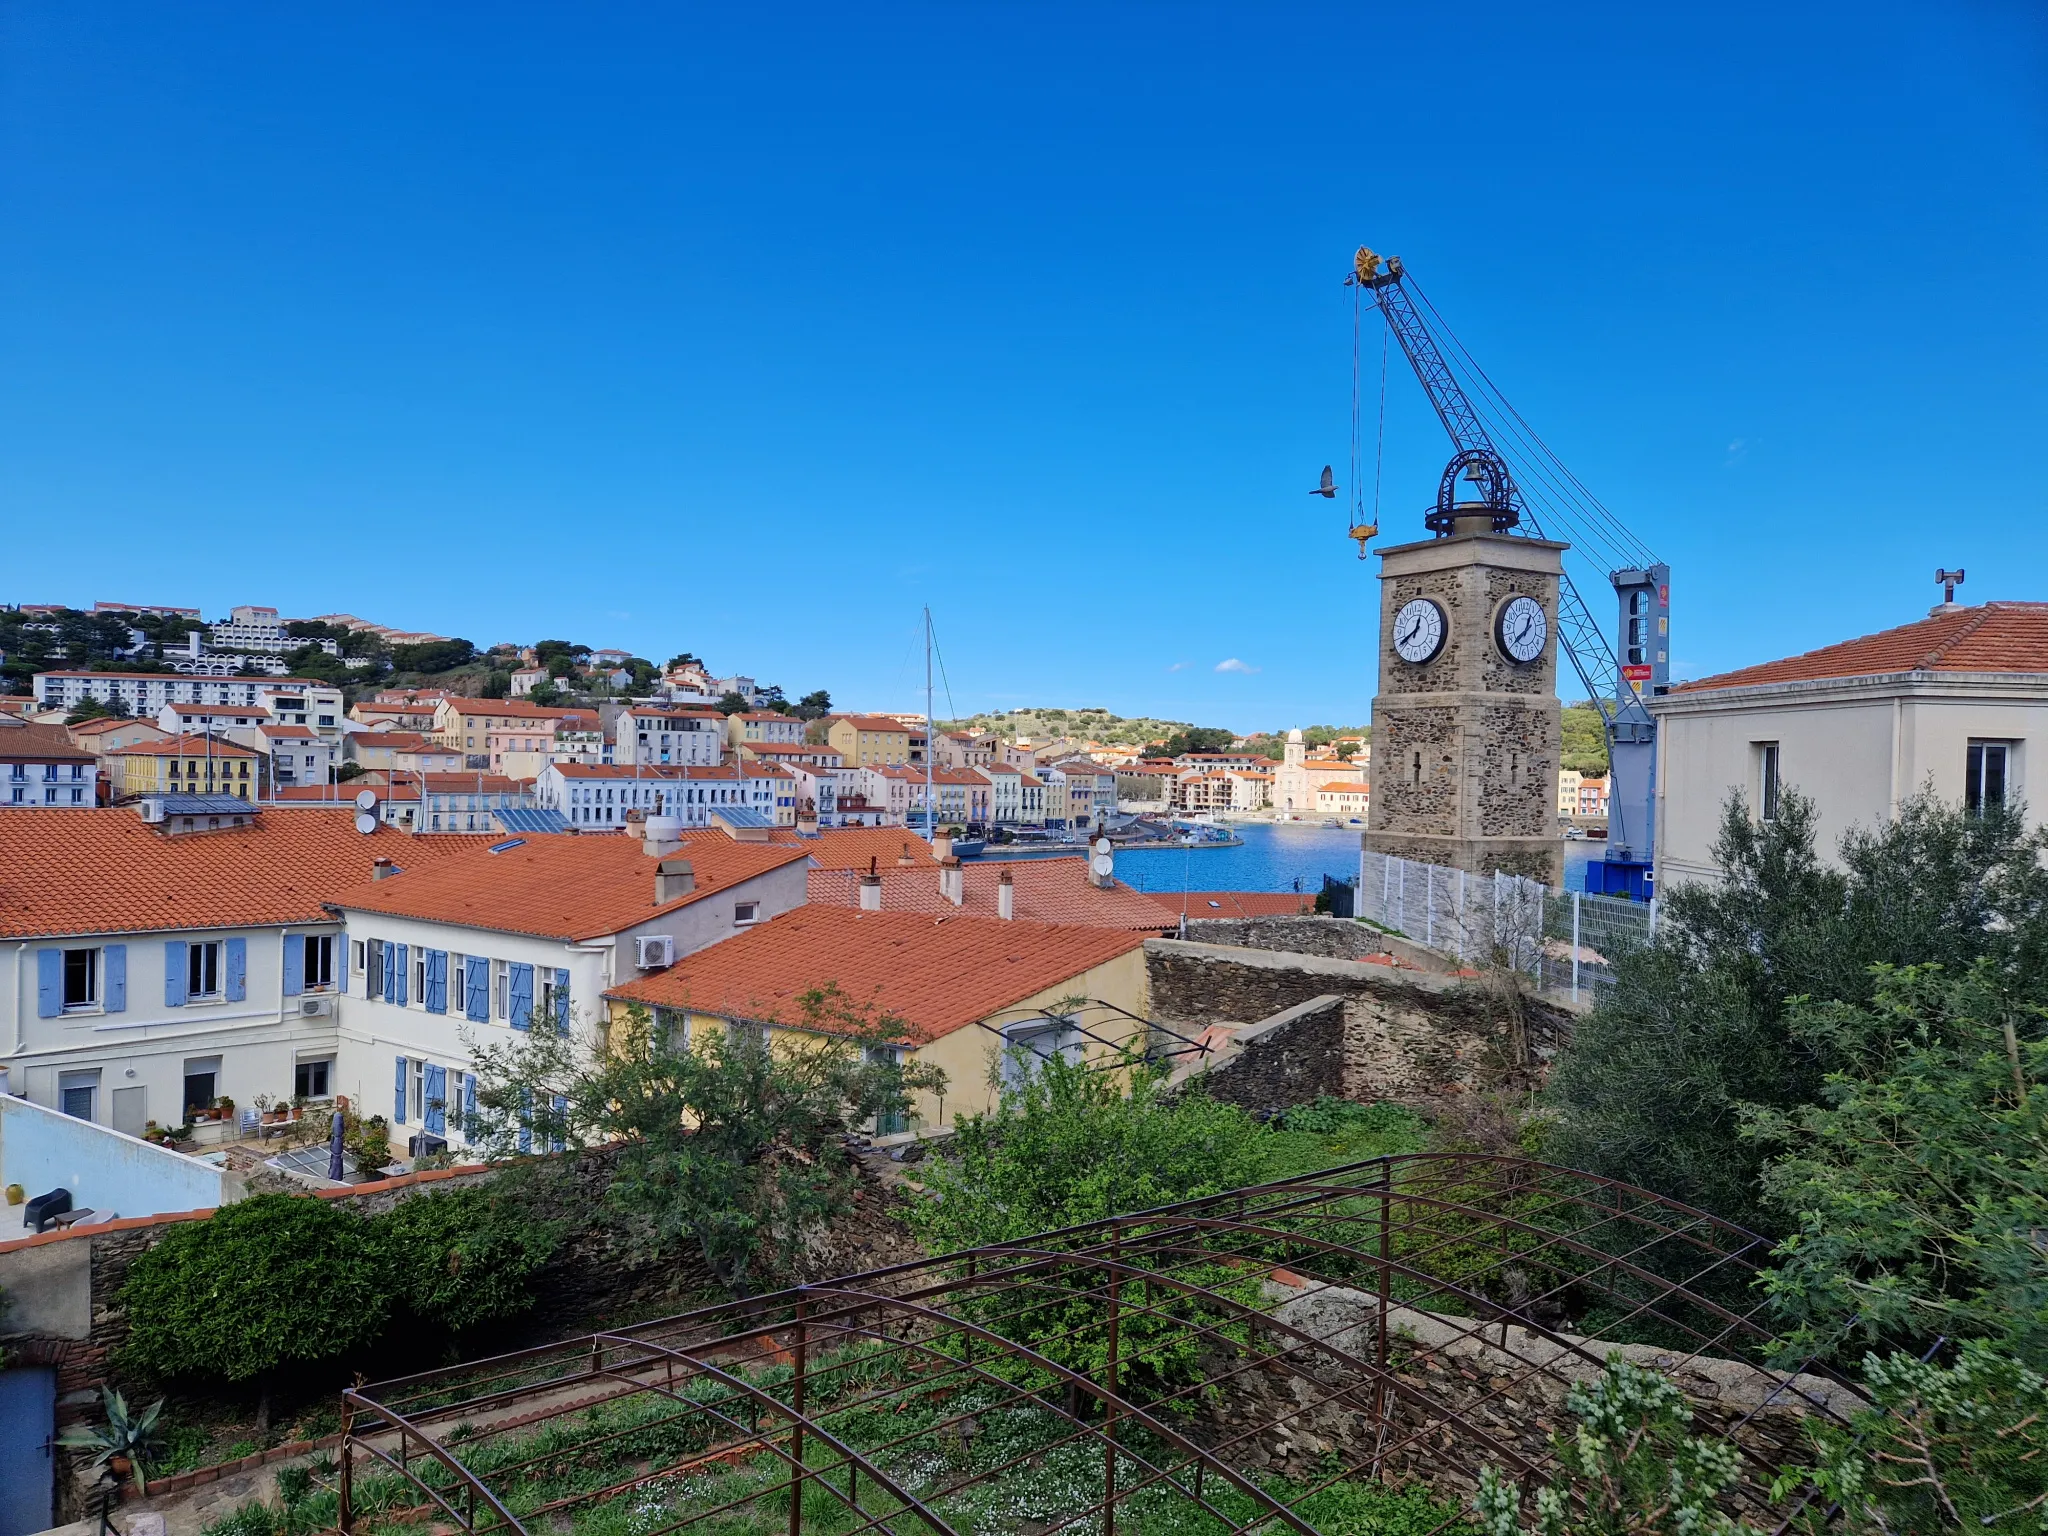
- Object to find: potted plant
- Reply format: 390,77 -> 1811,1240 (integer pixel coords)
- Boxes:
214,1095 -> 235,1117
57,1387 -> 165,1495
254,1093 -> 278,1124
4,1183 -> 23,1206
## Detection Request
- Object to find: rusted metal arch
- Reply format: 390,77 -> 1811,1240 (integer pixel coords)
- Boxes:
337,1392 -> 529,1536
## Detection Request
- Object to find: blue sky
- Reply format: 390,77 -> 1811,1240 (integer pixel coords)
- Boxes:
4,3 -> 2043,731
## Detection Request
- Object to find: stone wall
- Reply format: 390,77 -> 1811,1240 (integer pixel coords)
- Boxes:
1151,939 -> 1570,1115
1182,916 -> 1392,962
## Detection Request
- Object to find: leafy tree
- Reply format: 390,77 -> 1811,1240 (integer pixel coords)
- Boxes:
1560,701 -> 1610,776
1155,726 -> 1237,758
479,670 -> 511,699
756,683 -> 788,711
65,695 -> 132,724
464,992 -> 942,1295
664,651 -> 701,672
389,639 -> 477,673
792,689 -> 833,721
120,1195 -> 388,1425
1474,1356 -> 1761,1535
525,678 -> 562,707
371,1188 -> 562,1333
715,691 -> 750,714
1743,963 -> 2047,1366
534,639 -> 589,670
1543,791 -> 2048,1229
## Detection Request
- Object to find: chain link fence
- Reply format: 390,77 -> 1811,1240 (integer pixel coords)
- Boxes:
1357,847 -> 1657,1003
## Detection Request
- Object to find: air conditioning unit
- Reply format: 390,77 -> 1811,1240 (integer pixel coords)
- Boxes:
635,934 -> 676,969
299,996 -> 336,1018
138,798 -> 166,824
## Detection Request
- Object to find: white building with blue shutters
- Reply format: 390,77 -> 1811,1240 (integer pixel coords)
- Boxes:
324,819 -> 813,1154
0,804 -> 469,1145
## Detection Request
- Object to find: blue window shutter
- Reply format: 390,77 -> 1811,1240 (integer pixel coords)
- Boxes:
282,934 -> 303,997
337,940 -> 348,995
424,1064 -> 446,1135
225,937 -> 247,1002
103,945 -> 126,1012
467,960 -> 489,1022
394,944 -> 409,1008
554,968 -> 570,1034
36,950 -> 61,1017
382,942 -> 395,1004
510,964 -> 533,1031
426,950 -> 446,1014
394,1056 -> 408,1124
164,941 -> 188,1007
462,1071 -> 477,1132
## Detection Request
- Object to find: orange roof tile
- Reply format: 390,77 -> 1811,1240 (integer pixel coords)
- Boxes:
1677,602 -> 2048,693
830,714 -> 914,733
807,858 -> 1176,931
354,731 -> 440,751
0,806 -> 473,939
326,828 -> 811,941
766,827 -> 937,870
0,724 -> 96,761
1140,890 -> 1320,917
163,702 -> 270,719
604,905 -> 1146,1042
108,733 -> 260,758
442,698 -> 576,719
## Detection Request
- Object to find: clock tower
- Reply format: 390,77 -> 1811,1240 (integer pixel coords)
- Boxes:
1364,452 -> 1564,885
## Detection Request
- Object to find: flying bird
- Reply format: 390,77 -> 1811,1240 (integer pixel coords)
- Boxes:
1311,465 -> 1337,499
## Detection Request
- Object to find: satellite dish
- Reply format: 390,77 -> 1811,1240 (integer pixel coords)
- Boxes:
354,788 -> 378,811
353,812 -> 379,835
1090,852 -> 1114,878
1092,837 -> 1112,856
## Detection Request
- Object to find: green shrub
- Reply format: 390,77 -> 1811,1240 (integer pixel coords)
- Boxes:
372,1188 -> 562,1332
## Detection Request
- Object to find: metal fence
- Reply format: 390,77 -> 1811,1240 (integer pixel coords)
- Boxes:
1358,848 -> 1656,1003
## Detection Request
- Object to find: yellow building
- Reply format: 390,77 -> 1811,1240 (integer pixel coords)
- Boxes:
825,714 -> 915,768
604,904 -> 1150,1132
105,733 -> 260,800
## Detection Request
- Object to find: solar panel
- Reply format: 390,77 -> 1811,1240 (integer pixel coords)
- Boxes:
708,807 -> 775,829
491,808 -> 574,834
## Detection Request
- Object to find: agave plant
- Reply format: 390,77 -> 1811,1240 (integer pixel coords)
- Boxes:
56,1386 -> 166,1492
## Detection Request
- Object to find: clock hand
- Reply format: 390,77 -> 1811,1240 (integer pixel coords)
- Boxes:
1396,619 -> 1418,646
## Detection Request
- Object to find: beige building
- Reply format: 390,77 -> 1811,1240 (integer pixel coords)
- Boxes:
826,714 -> 915,768
1651,601 -> 2048,889
604,904 -> 1149,1134
1273,728 -> 1368,814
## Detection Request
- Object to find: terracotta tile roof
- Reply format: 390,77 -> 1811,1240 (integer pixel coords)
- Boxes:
271,783 -> 420,802
1677,602 -> 2048,693
108,733 -> 260,759
628,708 -> 723,723
326,827 -> 811,941
808,859 -> 1176,931
0,723 -> 96,761
1141,889 -> 1319,917
65,718 -> 152,739
257,725 -> 320,740
767,827 -> 937,870
604,904 -> 1146,1043
830,714 -> 913,733
0,806 -> 473,939
552,762 -> 774,782
163,702 -> 270,719
442,698 -> 575,719
737,711 -> 801,723
35,669 -> 334,686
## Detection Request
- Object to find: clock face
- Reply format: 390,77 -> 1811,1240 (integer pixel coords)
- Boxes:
1496,594 -> 1548,663
1392,598 -> 1447,665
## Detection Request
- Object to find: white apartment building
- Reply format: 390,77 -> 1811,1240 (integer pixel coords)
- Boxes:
614,707 -> 726,767
1652,601 -> 2048,888
0,721 -> 99,808
535,761 -> 788,829
207,605 -> 340,657
35,672 -> 345,744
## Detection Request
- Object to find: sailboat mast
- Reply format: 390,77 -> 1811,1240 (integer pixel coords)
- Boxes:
924,606 -> 935,843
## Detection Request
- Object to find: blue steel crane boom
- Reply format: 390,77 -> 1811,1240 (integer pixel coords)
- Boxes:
1349,247 -> 1665,896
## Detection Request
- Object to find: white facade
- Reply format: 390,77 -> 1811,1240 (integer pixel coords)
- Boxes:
615,710 -> 726,767
536,763 -> 783,829
1653,670 -> 2048,888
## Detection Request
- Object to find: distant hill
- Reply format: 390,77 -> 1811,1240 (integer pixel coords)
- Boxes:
937,707 -> 1205,748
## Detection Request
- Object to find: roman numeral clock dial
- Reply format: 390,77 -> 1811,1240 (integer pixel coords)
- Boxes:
1392,598 -> 1446,664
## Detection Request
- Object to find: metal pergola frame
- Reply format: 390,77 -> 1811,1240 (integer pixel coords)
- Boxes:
338,1154 -> 1858,1536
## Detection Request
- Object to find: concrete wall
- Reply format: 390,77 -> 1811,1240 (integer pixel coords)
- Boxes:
1652,673 -> 2048,888
0,1093 -> 224,1225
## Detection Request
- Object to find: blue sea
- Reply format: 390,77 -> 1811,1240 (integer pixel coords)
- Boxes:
1111,820 -> 1604,895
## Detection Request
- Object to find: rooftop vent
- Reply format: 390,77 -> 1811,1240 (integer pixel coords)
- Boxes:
655,857 -> 696,903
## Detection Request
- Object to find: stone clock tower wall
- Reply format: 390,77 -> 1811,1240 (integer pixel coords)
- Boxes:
1364,525 -> 1565,886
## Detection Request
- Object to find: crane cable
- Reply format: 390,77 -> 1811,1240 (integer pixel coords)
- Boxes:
1347,283 -> 1388,553
1349,282 -> 1362,535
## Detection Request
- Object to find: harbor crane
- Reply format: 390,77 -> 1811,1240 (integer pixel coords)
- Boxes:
1347,246 -> 1667,898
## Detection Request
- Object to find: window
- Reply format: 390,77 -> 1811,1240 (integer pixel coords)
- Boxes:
302,934 -> 335,990
295,1058 -> 332,1099
411,1058 -> 426,1122
734,901 -> 761,925
412,949 -> 428,1007
60,1070 -> 99,1122
1756,742 -> 1781,823
366,939 -> 384,997
352,939 -> 366,975
182,1057 -> 220,1116
493,959 -> 510,1021
188,941 -> 222,998
1966,740 -> 2011,816
62,948 -> 98,1010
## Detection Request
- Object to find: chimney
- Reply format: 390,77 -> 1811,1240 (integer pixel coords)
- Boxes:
932,832 -> 953,862
643,815 -> 684,857
655,857 -> 696,902
939,856 -> 964,907
622,809 -> 647,839
997,866 -> 1015,920
859,873 -> 883,912
371,857 -> 397,881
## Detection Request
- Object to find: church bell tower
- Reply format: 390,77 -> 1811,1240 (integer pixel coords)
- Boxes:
1364,450 -> 1564,885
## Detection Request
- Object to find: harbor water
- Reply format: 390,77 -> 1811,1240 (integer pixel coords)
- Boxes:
1112,820 -> 1606,897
